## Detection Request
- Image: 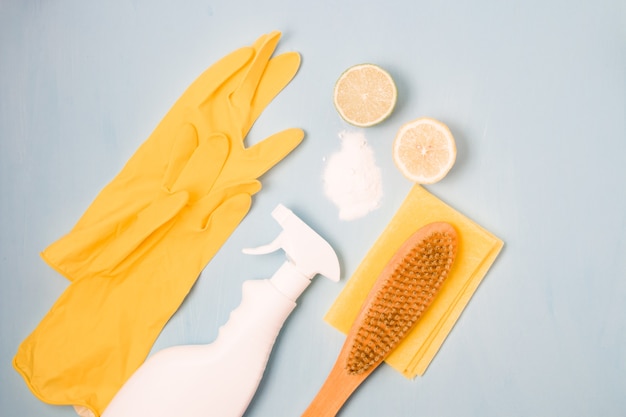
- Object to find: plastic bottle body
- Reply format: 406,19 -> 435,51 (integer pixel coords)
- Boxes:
102,278 -> 296,417
102,203 -> 341,417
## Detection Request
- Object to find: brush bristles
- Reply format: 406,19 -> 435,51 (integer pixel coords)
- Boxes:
346,229 -> 456,375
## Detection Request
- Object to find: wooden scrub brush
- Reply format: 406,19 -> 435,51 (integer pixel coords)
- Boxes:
302,222 -> 458,417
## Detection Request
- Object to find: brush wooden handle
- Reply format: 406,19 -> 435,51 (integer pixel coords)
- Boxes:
301,346 -> 377,417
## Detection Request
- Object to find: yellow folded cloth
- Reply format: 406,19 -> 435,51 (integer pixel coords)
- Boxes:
325,184 -> 503,378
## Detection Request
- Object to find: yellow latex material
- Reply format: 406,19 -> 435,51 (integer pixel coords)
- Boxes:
325,185 -> 503,378
41,31 -> 301,281
14,32 -> 302,417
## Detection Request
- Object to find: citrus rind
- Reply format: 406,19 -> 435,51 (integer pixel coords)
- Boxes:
392,117 -> 457,184
333,63 -> 397,127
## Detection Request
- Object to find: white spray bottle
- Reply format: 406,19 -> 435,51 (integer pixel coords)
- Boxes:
102,204 -> 340,417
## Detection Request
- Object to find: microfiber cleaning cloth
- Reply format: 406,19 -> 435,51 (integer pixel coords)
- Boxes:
325,184 -> 503,378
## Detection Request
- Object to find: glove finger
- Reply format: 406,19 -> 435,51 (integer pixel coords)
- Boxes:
217,128 -> 304,185
228,31 -> 281,119
147,46 -> 253,155
89,191 -> 189,274
250,31 -> 272,54
191,180 -> 261,230
170,133 -> 230,201
162,108 -> 228,194
43,191 -> 189,278
244,51 -> 301,136
106,182 -> 260,275
174,46 -> 254,112
198,192 -> 254,251
161,121 -> 198,192
42,219 -> 123,281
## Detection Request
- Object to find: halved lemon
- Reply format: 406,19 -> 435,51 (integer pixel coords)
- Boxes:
333,63 -> 397,127
392,117 -> 457,184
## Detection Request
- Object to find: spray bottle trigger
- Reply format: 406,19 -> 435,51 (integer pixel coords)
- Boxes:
241,204 -> 340,282
242,234 -> 285,256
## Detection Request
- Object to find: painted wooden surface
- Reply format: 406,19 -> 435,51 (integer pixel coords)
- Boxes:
1,1 -> 625,416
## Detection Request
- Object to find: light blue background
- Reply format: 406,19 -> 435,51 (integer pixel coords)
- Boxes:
1,1 -> 625,416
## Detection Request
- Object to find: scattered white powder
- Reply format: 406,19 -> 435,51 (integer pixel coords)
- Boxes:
322,131 -> 383,221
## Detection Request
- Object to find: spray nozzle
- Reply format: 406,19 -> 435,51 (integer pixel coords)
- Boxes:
242,204 -> 340,282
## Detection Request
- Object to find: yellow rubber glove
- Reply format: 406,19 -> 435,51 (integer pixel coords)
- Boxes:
14,32 -> 303,417
41,31 -> 300,281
